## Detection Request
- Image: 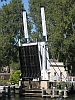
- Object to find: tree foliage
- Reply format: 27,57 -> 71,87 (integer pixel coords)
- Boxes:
28,0 -> 75,75
0,0 -> 24,70
0,0 -> 75,75
9,70 -> 21,84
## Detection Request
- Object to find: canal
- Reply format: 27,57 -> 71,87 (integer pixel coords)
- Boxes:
6,94 -> 75,100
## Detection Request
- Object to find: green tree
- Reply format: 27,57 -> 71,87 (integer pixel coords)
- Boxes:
0,0 -> 25,71
28,0 -> 75,74
9,61 -> 20,71
9,70 -> 21,84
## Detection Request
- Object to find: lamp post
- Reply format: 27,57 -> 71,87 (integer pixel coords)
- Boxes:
69,65 -> 72,76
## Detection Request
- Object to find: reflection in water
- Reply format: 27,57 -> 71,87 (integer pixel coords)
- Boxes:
6,94 -> 75,100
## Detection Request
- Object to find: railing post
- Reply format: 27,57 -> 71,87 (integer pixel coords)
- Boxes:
2,87 -> 6,100
8,86 -> 10,99
51,87 -> 55,98
63,87 -> 68,98
19,80 -> 22,97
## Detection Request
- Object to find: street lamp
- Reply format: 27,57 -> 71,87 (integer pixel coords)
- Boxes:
69,65 -> 72,76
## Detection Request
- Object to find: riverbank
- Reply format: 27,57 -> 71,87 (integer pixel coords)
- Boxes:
0,81 -> 75,99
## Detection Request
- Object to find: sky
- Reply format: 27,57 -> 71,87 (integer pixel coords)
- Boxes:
0,0 -> 29,12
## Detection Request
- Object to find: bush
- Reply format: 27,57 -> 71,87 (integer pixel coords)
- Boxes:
0,79 -> 9,85
60,82 -> 67,89
9,70 -> 21,84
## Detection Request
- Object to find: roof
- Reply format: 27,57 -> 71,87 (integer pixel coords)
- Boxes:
0,73 -> 10,75
50,62 -> 64,67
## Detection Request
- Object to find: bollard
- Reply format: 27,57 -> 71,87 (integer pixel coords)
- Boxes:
8,86 -> 10,99
3,86 -> 6,91
19,86 -> 22,97
59,90 -> 62,97
19,80 -> 23,96
19,80 -> 22,87
63,87 -> 68,98
52,87 -> 55,98
13,86 -> 15,97
42,87 -> 46,97
2,87 -> 6,100
6,86 -> 8,93
2,91 -> 6,100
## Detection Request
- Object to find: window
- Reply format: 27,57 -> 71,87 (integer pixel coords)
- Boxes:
48,72 -> 50,80
60,72 -> 62,76
60,72 -> 62,81
54,72 -> 56,76
1,76 -> 4,79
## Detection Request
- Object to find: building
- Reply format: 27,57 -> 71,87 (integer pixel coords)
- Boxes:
0,73 -> 10,80
47,59 -> 67,82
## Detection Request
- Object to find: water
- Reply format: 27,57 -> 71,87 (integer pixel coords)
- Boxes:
5,94 -> 75,100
